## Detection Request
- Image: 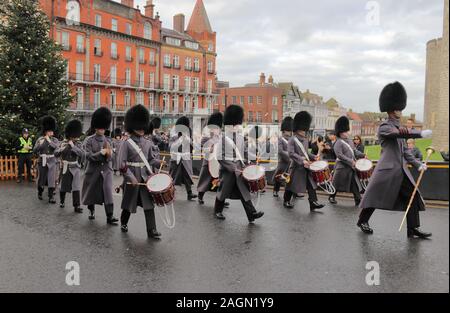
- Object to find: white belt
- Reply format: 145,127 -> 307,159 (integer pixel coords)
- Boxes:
41,154 -> 55,167
127,162 -> 146,168
62,160 -> 79,174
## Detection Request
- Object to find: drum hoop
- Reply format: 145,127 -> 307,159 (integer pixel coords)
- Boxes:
243,165 -> 265,180
310,160 -> 329,172
147,173 -> 174,193
355,159 -> 373,171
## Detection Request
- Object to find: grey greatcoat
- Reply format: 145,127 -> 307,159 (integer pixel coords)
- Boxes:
169,135 -> 194,186
216,132 -> 252,202
285,134 -> 318,195
332,138 -> 365,193
271,135 -> 291,184
81,134 -> 114,206
197,134 -> 220,193
360,118 -> 425,212
54,140 -> 85,193
119,136 -> 162,213
33,136 -> 60,188
112,138 -> 123,171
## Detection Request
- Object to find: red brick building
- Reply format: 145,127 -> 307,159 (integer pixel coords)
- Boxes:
217,73 -> 284,124
39,0 -> 218,130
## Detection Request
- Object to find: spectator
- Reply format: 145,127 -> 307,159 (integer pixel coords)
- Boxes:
322,131 -> 337,161
406,118 -> 415,132
310,136 -> 324,156
16,128 -> 34,183
353,135 -> 365,154
407,139 -> 423,161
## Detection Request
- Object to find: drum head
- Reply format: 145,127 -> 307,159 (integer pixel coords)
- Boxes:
356,159 -> 373,171
147,174 -> 172,192
310,160 -> 329,171
208,157 -> 220,179
243,165 -> 265,180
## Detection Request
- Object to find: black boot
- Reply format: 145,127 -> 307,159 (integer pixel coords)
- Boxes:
188,192 -> 198,201
407,228 -> 432,239
215,212 -> 226,220
88,206 -> 95,220
249,211 -> 264,223
60,192 -> 66,208
310,201 -> 324,211
328,195 -> 337,204
148,229 -> 161,239
283,202 -> 295,209
107,215 -> 119,225
48,188 -> 56,204
198,192 -> 205,205
121,225 -> 128,233
357,222 -> 374,234
38,187 -> 44,200
16,177 -> 23,184
273,191 -> 279,198
224,202 -> 230,208
74,207 -> 83,213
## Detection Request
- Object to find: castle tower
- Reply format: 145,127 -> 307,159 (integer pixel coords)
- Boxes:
424,0 -> 449,151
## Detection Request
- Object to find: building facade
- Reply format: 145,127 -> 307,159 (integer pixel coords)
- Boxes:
279,82 -> 301,119
39,0 -> 218,130
217,73 -> 284,124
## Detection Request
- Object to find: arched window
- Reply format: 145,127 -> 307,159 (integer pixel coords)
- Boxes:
144,22 -> 152,40
66,0 -> 81,26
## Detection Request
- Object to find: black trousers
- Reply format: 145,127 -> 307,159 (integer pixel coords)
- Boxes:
38,186 -> 55,198
60,191 -> 80,207
88,204 -> 114,218
120,209 -> 156,232
284,178 -> 318,203
359,176 -> 420,229
18,154 -> 32,178
198,192 -> 205,200
273,181 -> 282,192
215,194 -> 256,220
332,178 -> 361,202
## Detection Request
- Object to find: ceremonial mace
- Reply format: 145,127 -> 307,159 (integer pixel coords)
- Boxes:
399,146 -> 435,231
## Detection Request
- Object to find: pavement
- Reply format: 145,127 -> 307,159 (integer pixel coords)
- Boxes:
0,176 -> 448,293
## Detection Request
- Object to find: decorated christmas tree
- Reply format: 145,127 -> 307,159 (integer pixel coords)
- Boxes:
0,0 -> 72,155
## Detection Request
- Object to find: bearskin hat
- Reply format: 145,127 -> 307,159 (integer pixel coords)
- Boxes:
65,119 -> 83,139
152,117 -> 162,129
41,116 -> 57,133
176,116 -> 190,128
224,105 -> 244,126
207,112 -> 223,128
125,105 -> 150,133
281,116 -> 293,132
91,107 -> 112,130
334,116 -> 350,136
379,81 -> 407,113
145,120 -> 154,136
293,111 -> 312,132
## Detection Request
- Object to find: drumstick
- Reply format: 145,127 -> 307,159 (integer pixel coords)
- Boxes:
159,156 -> 166,174
126,183 -> 147,186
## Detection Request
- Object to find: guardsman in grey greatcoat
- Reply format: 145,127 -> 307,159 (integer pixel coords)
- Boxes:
214,105 -> 264,223
33,116 -> 60,204
197,112 -> 228,205
272,117 -> 293,198
328,116 -> 366,207
55,120 -> 85,213
112,128 -> 123,175
169,116 -> 198,201
118,105 -> 163,239
82,107 -> 118,225
283,112 -> 325,211
358,82 -> 433,239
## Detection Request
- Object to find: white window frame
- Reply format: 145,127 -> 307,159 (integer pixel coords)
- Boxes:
111,18 -> 118,32
95,14 -> 102,28
144,22 -> 152,40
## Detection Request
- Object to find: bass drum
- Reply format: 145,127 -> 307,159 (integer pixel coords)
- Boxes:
146,173 -> 175,207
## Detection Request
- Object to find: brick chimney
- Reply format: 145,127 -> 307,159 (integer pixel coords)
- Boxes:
259,73 -> 266,86
174,14 -> 185,33
144,0 -> 154,18
121,0 -> 134,8
268,75 -> 274,85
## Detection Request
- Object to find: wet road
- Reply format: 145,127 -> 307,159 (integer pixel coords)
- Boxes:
0,178 -> 448,293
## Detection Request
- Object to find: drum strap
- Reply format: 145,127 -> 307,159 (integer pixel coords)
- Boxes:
294,137 -> 310,162
126,139 -> 154,175
339,139 -> 355,160
224,136 -> 246,166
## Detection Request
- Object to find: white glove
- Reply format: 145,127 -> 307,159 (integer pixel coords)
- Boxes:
421,130 -> 433,139
419,164 -> 428,172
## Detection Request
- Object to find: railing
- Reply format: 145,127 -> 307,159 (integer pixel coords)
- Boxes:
0,156 -> 37,181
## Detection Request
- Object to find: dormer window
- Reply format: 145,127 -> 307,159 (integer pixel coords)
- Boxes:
185,41 -> 199,50
144,22 -> 152,40
166,37 -> 181,46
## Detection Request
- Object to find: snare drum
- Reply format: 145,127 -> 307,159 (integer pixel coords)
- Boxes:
309,160 -> 332,185
208,156 -> 221,179
355,159 -> 374,189
242,165 -> 266,193
146,173 -> 175,207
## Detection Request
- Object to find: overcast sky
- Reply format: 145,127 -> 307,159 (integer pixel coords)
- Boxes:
133,0 -> 445,120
